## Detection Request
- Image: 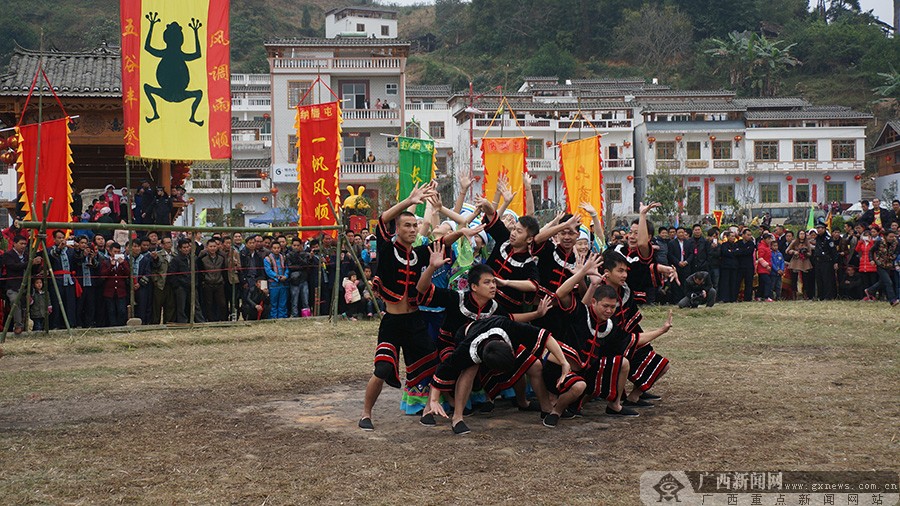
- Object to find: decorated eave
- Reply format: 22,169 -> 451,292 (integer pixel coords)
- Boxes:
264,37 -> 411,49
406,84 -> 452,99
192,157 -> 271,170
866,120 -> 900,156
452,99 -> 634,120
0,43 -> 122,98
744,106 -> 873,122
640,101 -> 747,114
646,120 -> 747,133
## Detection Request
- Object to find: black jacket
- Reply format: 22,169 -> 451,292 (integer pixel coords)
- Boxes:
733,239 -> 756,269
690,236 -> 710,273
2,249 -> 28,291
685,271 -> 713,294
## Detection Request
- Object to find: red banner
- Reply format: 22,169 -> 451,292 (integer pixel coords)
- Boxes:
15,118 -> 74,234
120,0 -> 231,160
295,101 -> 341,239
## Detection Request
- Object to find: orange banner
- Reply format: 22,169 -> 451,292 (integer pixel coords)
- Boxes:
482,137 -> 527,216
15,118 -> 74,233
560,136 -> 604,228
295,101 -> 341,239
120,0 -> 231,160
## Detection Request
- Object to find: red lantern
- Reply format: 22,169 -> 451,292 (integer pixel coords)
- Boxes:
734,177 -> 741,182
261,196 -> 269,203
623,141 -> 631,148
474,175 -> 481,182
675,135 -> 683,142
188,197 -> 195,204
626,175 -> 634,182
647,136 -> 656,144
734,135 -> 743,142
270,186 -> 279,195
7,136 -> 18,150
0,137 -> 8,150
824,175 -> 832,181
263,113 -> 270,120
709,176 -> 716,182
260,171 -> 269,179
545,140 -> 552,148
544,175 -> 552,182
886,156 -> 892,162
786,175 -> 793,181
709,135 -> 717,142
746,176 -> 754,182
854,174 -> 862,181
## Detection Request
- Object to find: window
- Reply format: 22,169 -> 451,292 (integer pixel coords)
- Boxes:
793,140 -> 817,160
287,81 -> 313,109
754,141 -> 778,161
712,140 -> 732,160
341,82 -> 368,109
343,135 -> 367,163
686,141 -> 701,160
715,184 -> 735,206
387,137 -> 398,149
832,140 -> 855,160
760,183 -> 780,203
527,139 -> 544,159
795,184 -> 809,203
435,156 -> 447,172
381,25 -> 390,36
385,83 -> 398,95
825,182 -> 845,202
288,135 -> 298,163
671,114 -> 690,122
206,208 -> 224,227
656,141 -> 675,160
606,183 -> 622,203
429,121 -> 445,139
356,23 -> 365,32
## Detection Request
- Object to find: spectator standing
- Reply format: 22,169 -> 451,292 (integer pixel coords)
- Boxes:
129,239 -> 153,324
167,239 -> 193,323
198,239 -> 226,322
787,230 -> 814,300
734,229 -> 756,302
48,230 -> 82,329
100,243 -> 130,326
707,229 -> 721,293
755,233 -> 774,301
812,222 -> 838,300
770,242 -> 785,300
865,229 -> 899,306
29,277 -> 50,331
3,236 -> 39,334
690,224 -> 710,275
264,242 -> 288,319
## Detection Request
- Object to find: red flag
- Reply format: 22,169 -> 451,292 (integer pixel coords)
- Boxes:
295,101 -> 341,239
15,117 -> 74,234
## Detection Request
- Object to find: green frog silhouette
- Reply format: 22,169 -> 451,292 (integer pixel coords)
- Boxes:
143,12 -> 204,126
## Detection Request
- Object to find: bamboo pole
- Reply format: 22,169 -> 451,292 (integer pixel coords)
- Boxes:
327,198 -> 342,323
38,201 -> 72,334
189,241 -> 196,324
16,221 -> 339,234
126,159 -> 136,320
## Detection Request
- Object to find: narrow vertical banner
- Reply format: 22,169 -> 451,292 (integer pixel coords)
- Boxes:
481,137 -> 527,216
120,0 -> 231,160
295,101 -> 341,239
15,118 -> 74,233
397,136 -> 435,217
560,135 -> 604,228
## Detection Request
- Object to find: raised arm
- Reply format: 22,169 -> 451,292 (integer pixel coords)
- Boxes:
555,253 -> 601,308
382,181 -> 436,224
511,294 -> 553,323
580,202 -> 604,248
637,201 -> 660,258
494,278 -> 538,293
453,174 -> 473,213
523,172 -> 535,216
635,310 -> 673,348
441,223 -> 487,247
535,213 -> 581,245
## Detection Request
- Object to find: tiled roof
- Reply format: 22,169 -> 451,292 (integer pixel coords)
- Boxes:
641,101 -> 746,113
325,6 -> 399,16
459,100 -> 633,114
865,120 -> 900,155
522,76 -> 559,82
232,119 -> 268,130
406,84 -> 451,97
570,78 -> 646,85
265,37 -> 410,48
745,107 -> 873,121
192,157 -> 271,169
0,43 -> 121,98
733,97 -> 809,109
633,89 -> 736,98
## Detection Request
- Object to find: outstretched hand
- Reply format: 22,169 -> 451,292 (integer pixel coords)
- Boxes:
663,310 -> 673,331
535,295 -> 554,318
426,400 -> 449,419
460,223 -> 487,239
579,202 -> 598,218
639,201 -> 661,215
408,182 -> 437,205
427,241 -> 451,269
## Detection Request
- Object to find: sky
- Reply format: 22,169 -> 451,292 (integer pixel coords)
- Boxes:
378,0 -> 894,26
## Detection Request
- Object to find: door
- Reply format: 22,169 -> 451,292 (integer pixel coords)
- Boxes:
686,187 -> 701,216
795,184 -> 809,203
608,145 -> 618,160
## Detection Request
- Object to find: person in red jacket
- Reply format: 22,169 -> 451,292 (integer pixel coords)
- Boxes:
755,233 -> 774,301
854,228 -> 878,297
100,242 -> 130,326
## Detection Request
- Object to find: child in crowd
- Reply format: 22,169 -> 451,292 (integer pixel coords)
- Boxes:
343,272 -> 363,320
29,277 -> 50,331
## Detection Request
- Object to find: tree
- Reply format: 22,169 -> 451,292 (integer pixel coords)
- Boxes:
644,166 -> 687,223
613,5 -> 694,76
873,69 -> 900,99
706,32 -> 799,97
524,42 -> 577,80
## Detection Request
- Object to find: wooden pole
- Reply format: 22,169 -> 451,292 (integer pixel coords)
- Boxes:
126,159 -> 135,320
190,240 -> 197,325
38,201 -> 72,334
327,198 -> 342,323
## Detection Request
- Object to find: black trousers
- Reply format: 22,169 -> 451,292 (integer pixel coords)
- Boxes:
79,285 -> 97,328
814,262 -> 836,300
719,268 -> 737,302
738,266 -> 755,302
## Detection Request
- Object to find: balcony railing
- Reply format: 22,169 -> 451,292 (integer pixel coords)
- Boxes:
341,162 -> 396,175
605,159 -> 634,169
746,160 -> 864,172
342,108 -> 400,121
231,74 -> 271,85
656,160 -> 681,170
474,118 -> 553,128
406,102 -> 449,111
189,178 -> 263,191
472,118 -> 633,130
191,179 -> 223,189
527,159 -> 553,171
272,57 -> 403,71
232,141 -> 271,152
713,159 -> 740,168
685,160 -> 709,169
233,179 -> 262,189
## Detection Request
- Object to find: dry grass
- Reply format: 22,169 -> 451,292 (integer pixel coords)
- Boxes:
0,302 -> 898,505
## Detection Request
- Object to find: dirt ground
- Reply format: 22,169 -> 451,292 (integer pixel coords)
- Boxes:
0,302 -> 898,505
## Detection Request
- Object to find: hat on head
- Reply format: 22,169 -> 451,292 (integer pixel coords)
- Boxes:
100,207 -> 111,215
104,184 -> 115,191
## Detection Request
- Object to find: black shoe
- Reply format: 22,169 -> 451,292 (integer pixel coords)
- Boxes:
623,398 -> 655,408
452,420 -> 471,435
561,408 -> 582,419
606,406 -> 639,417
419,413 -> 436,427
358,417 -> 375,431
463,406 -> 474,416
543,413 -> 560,428
479,401 -> 495,414
517,400 -> 542,412
640,392 -> 662,401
